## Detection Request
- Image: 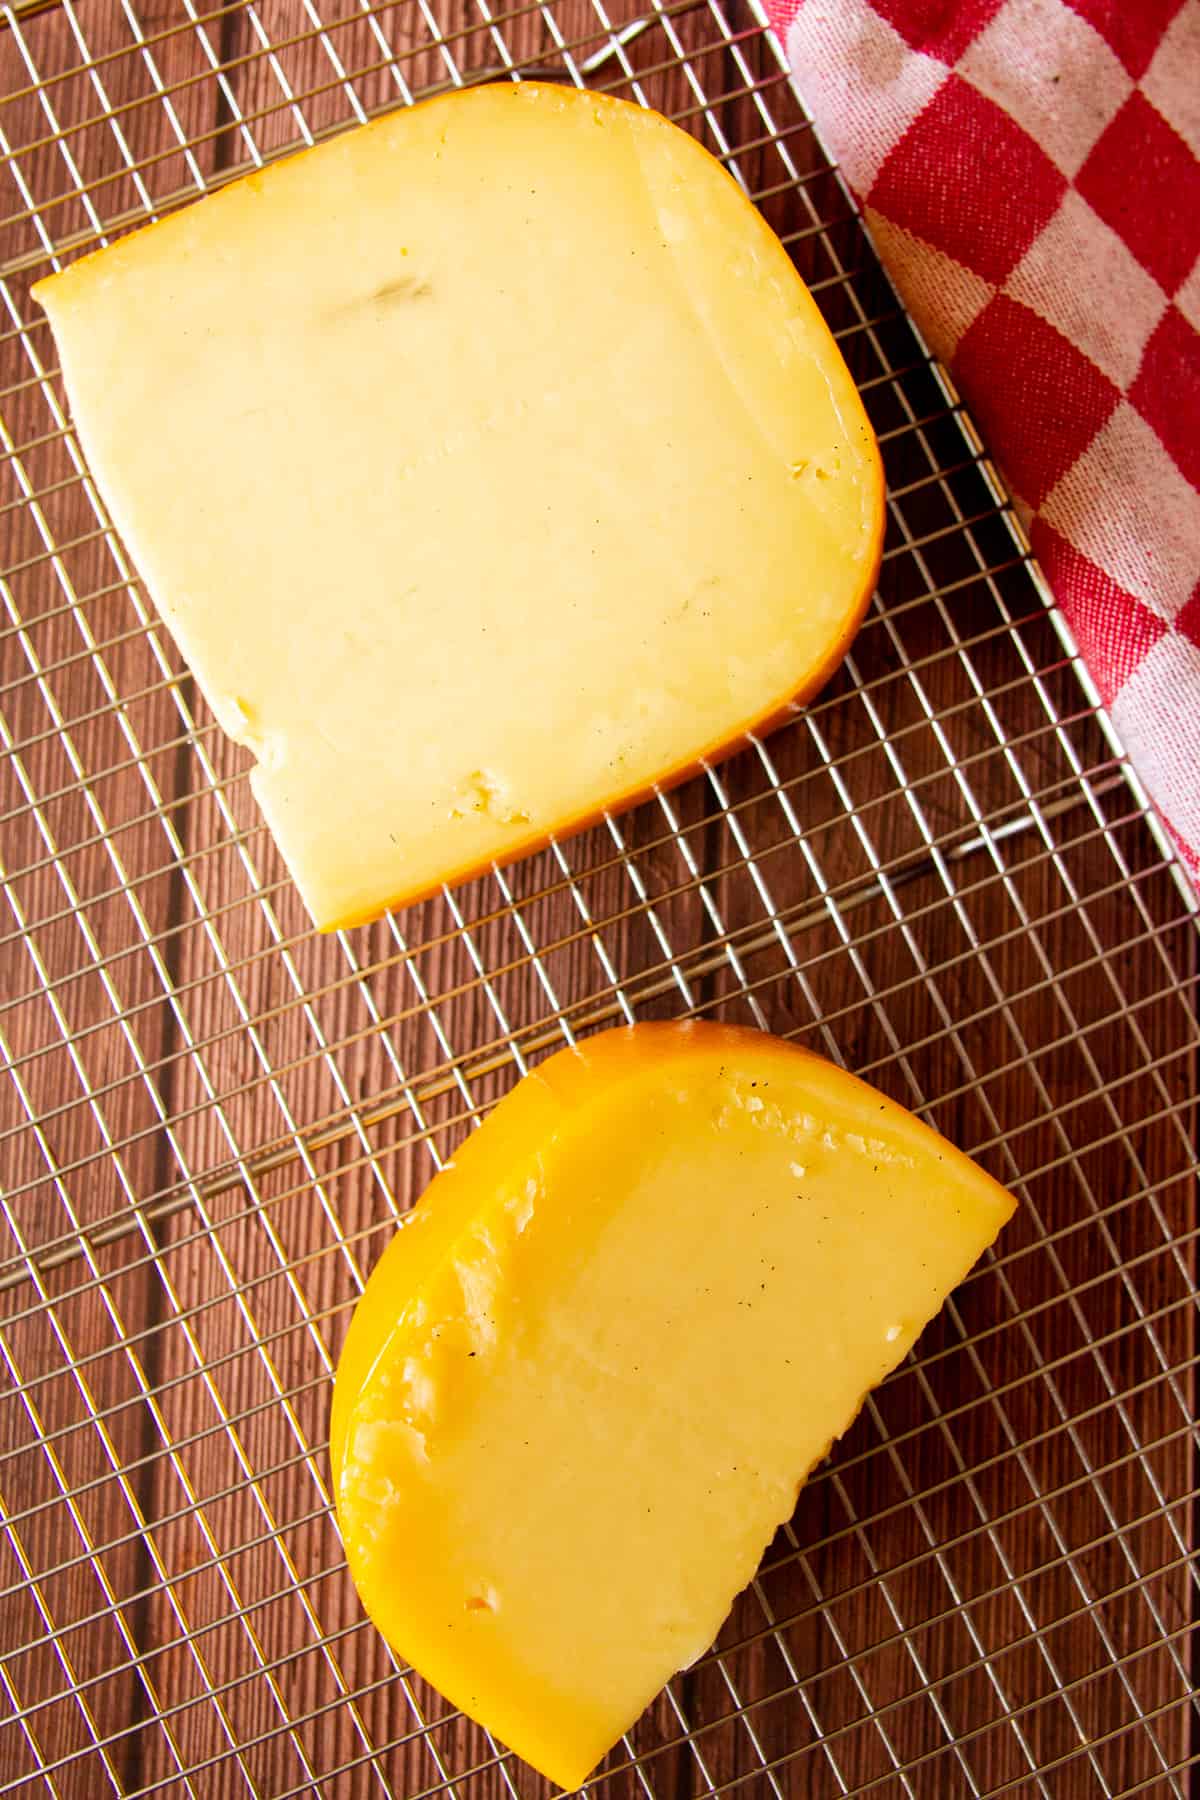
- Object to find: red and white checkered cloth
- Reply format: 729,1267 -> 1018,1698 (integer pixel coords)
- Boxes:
772,0 -> 1200,884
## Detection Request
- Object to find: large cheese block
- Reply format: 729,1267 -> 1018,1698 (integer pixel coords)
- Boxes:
332,1022 -> 1014,1787
34,84 -> 883,929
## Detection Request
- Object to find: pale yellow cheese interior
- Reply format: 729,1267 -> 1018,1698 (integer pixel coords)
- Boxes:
332,1023 -> 1014,1787
34,84 -> 883,929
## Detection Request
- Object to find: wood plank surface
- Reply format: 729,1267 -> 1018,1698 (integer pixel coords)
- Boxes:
0,4 -> 1196,1799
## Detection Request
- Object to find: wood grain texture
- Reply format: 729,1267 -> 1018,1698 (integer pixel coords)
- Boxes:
0,4 -> 1196,1798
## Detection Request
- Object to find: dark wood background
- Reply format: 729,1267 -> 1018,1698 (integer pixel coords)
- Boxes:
0,3 -> 1197,1797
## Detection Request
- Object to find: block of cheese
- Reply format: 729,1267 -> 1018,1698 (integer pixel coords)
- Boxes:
34,83 -> 883,930
332,1022 -> 1014,1788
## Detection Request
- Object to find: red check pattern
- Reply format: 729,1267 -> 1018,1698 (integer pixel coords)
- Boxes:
773,0 -> 1200,885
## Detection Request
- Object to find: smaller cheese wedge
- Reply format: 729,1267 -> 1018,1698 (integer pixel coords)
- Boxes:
332,1022 -> 1014,1789
34,83 -> 883,929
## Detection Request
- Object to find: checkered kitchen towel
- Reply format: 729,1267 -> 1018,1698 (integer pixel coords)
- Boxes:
772,0 -> 1200,884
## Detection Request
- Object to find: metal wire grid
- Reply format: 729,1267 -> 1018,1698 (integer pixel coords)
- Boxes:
0,1 -> 1197,1796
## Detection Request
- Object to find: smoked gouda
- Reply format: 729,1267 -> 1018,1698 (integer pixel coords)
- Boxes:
332,1022 -> 1014,1788
34,84 -> 883,928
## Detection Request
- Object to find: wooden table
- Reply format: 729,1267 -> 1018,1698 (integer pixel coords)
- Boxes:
1,4 -> 1196,1796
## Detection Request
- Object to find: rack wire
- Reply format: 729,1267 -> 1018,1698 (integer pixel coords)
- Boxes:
0,2 -> 1197,1796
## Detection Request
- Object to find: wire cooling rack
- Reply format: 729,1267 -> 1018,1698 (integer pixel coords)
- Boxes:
1,2 -> 1198,1797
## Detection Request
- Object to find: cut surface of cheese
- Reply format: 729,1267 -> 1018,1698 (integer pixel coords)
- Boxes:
34,83 -> 883,929
332,1022 -> 1014,1788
